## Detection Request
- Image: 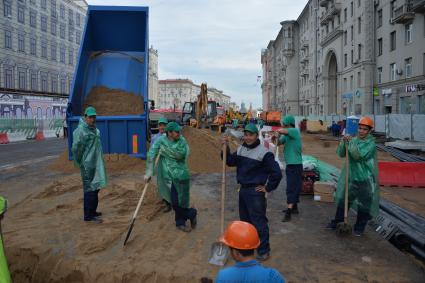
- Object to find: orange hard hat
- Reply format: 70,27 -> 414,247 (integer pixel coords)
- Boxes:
220,221 -> 260,250
359,116 -> 374,128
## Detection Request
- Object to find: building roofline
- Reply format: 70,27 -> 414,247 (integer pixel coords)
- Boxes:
297,0 -> 312,22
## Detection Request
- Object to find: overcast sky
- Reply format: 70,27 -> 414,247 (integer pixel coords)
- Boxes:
87,0 -> 308,108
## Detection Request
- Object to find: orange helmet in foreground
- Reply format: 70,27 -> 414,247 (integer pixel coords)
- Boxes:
220,221 -> 260,250
359,116 -> 374,128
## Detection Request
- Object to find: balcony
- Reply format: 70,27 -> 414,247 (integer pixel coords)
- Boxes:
320,3 -> 341,25
320,26 -> 343,47
319,0 -> 330,7
411,0 -> 425,13
391,4 -> 415,24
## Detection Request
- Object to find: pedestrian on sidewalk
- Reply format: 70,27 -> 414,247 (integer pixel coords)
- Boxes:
151,117 -> 168,146
276,115 -> 303,222
144,122 -> 197,232
0,197 -> 12,283
326,116 -> 380,236
222,124 -> 282,261
215,221 -> 286,283
63,118 -> 68,139
72,106 -> 107,223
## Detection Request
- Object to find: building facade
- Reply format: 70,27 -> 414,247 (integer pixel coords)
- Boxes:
262,0 -> 425,115
148,46 -> 159,106
0,0 -> 85,101
208,86 -> 231,109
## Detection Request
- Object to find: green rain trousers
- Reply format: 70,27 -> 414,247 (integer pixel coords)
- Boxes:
335,134 -> 380,218
72,118 -> 107,192
145,135 -> 191,208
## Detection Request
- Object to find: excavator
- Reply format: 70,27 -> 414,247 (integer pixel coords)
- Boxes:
181,83 -> 218,128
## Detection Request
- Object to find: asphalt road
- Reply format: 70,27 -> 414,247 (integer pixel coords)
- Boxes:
0,138 -> 67,169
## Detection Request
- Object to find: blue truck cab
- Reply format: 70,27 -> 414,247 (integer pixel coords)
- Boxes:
67,6 -> 149,159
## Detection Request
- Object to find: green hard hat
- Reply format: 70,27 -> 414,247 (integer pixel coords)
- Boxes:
84,106 -> 97,117
244,124 -> 259,134
282,115 -> 295,126
0,196 -> 7,215
165,121 -> 181,132
158,117 -> 169,125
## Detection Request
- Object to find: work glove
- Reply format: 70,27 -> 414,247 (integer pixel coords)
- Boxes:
144,175 -> 151,183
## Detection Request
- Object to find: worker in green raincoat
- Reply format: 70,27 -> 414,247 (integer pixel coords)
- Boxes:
144,122 -> 197,232
0,197 -> 11,283
326,116 -> 379,236
72,106 -> 107,223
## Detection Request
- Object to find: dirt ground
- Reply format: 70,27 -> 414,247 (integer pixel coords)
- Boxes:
302,133 -> 425,217
1,128 -> 424,282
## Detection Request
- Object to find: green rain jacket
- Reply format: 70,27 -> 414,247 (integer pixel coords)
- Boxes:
72,118 -> 107,192
145,135 -> 191,208
0,197 -> 11,283
335,134 -> 380,217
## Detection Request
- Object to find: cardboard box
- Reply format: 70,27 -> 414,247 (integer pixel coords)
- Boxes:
314,194 -> 334,203
314,182 -> 336,203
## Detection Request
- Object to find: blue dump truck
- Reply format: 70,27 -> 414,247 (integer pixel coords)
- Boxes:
66,6 -> 149,159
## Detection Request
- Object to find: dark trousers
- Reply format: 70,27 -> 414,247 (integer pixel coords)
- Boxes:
239,187 -> 270,255
171,183 -> 197,227
334,206 -> 370,232
84,190 -> 99,220
285,164 -> 303,204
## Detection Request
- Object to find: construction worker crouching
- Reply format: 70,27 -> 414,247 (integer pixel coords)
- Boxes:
222,124 -> 282,261
326,116 -> 380,236
72,106 -> 107,223
215,221 -> 285,283
144,122 -> 197,232
151,117 -> 168,145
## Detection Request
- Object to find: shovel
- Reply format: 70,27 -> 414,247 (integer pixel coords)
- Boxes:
123,153 -> 161,246
208,143 -> 230,266
336,143 -> 352,236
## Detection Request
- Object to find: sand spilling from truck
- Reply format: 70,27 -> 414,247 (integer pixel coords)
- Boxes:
51,126 -> 238,175
83,86 -> 144,116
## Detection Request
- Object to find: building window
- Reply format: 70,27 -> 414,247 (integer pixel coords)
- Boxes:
4,67 -> 14,88
400,96 -> 411,114
390,63 -> 396,81
68,9 -> 74,26
405,24 -> 412,44
350,2 -> 354,17
344,77 -> 347,91
18,34 -> 25,52
378,38 -> 383,56
41,15 -> 48,32
4,30 -> 12,49
351,25 -> 354,41
68,28 -> 74,42
51,75 -> 58,93
344,31 -> 348,45
390,1 -> 395,18
390,31 -> 396,51
377,9 -> 383,28
344,54 -> 348,67
60,46 -> 65,63
51,20 -> 57,36
31,72 -> 38,91
60,23 -> 65,39
41,41 -> 48,58
76,30 -> 81,44
350,75 -> 354,89
51,44 -> 57,61
4,0 -> 12,17
358,17 -> 361,34
18,5 -> 25,24
68,49 -> 73,65
41,0 -> 47,9
60,78 -> 66,94
60,4 -> 65,17
41,72 -> 48,92
358,0 -> 361,7
405,57 -> 412,78
357,71 -> 361,87
358,44 -> 362,60
51,0 -> 57,18
378,67 -> 383,84
30,38 -> 36,55
344,8 -> 347,22
76,13 -> 81,27
351,49 -> 354,64
30,10 -> 37,27
18,70 -> 26,89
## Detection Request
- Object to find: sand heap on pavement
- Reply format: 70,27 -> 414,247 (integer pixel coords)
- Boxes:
83,86 -> 144,116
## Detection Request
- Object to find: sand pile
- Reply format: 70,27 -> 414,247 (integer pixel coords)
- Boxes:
83,86 -> 144,116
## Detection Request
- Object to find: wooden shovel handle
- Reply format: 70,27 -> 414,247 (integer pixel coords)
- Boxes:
221,143 -> 227,234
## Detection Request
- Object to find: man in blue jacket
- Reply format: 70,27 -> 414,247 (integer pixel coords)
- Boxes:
222,124 -> 282,261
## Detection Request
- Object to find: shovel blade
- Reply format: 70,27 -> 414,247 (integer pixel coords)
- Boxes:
208,242 -> 229,266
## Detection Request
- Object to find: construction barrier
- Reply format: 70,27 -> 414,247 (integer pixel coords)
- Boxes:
378,161 -> 425,188
0,118 -> 63,142
0,133 -> 9,144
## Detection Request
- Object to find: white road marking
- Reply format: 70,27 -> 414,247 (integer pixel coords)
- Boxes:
0,155 -> 58,171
